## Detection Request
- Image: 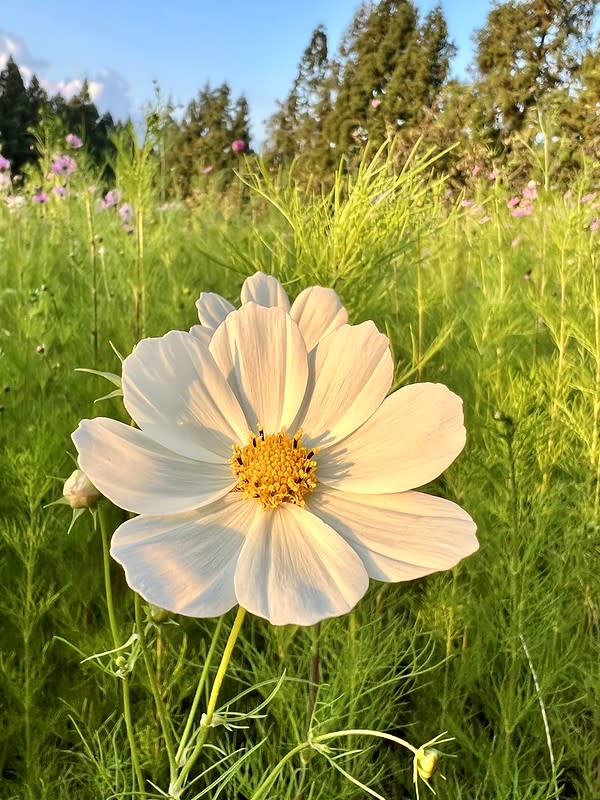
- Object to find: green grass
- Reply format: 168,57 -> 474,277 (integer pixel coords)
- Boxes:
0,142 -> 598,799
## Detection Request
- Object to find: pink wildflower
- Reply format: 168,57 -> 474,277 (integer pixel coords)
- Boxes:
53,186 -> 68,199
512,203 -> 533,218
51,155 -> 77,176
371,98 -> 381,109
101,189 -> 121,209
0,154 -> 10,170
471,165 -> 481,177
66,133 -> 83,149
590,218 -> 600,232
461,199 -> 474,208
0,173 -> 10,191
488,168 -> 500,181
507,197 -> 521,209
33,190 -> 49,204
581,193 -> 596,205
118,203 -> 134,226
522,180 -> 537,201
231,139 -> 246,153
202,165 -> 214,174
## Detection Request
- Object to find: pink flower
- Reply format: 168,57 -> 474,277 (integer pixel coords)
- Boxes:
512,203 -> 533,218
118,203 -> 134,226
53,186 -> 68,199
371,98 -> 381,109
33,190 -> 49,204
508,196 -> 521,209
202,165 -> 214,174
581,193 -> 596,205
478,215 -> 491,225
0,154 -> 10,171
0,173 -> 10,191
231,139 -> 246,153
51,155 -> 77,176
101,189 -> 121,209
66,133 -> 83,149
590,218 -> 600,232
461,199 -> 474,208
471,165 -> 481,177
522,180 -> 537,201
488,168 -> 500,181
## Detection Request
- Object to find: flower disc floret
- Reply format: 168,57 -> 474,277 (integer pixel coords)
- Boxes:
231,428 -> 318,509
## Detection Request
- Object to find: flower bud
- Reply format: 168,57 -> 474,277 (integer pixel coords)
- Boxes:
63,468 -> 100,509
416,747 -> 440,781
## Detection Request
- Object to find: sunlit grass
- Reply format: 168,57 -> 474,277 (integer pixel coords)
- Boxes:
0,142 -> 598,799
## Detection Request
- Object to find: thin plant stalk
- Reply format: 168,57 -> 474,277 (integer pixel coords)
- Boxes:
98,505 -> 145,799
170,606 -> 247,796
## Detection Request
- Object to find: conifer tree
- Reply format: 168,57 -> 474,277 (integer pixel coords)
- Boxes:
473,0 -> 598,136
0,57 -> 40,171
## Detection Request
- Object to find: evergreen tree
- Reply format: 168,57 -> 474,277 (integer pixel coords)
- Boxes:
473,0 -> 598,136
0,57 -> 40,171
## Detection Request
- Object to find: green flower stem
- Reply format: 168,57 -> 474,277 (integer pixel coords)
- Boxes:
134,593 -> 178,786
171,606 -> 246,796
98,505 -> 119,648
251,728 -> 418,800
175,616 -> 224,766
98,505 -> 145,799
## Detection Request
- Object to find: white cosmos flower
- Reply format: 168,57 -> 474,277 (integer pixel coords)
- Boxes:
73,293 -> 478,626
189,272 -> 349,351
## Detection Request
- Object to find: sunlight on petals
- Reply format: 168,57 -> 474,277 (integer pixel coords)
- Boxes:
292,321 -> 393,448
122,330 -> 248,461
290,285 -> 349,350
318,383 -> 466,493
111,494 -> 256,617
306,486 -> 478,581
73,417 -> 235,514
209,304 -> 308,432
240,272 -> 291,311
234,502 -> 369,625
195,292 -> 235,332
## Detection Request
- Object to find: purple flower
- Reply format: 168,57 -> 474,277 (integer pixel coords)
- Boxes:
522,180 -> 537,201
101,189 -> 121,209
66,133 -> 83,149
33,190 -> 49,204
202,165 -> 214,174
118,203 -> 134,226
231,139 -> 246,153
51,155 -> 77,176
53,186 -> 68,199
512,203 -> 533,218
590,218 -> 600,232
0,154 -> 10,171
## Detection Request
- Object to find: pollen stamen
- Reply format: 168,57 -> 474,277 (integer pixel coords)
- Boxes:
230,427 -> 318,509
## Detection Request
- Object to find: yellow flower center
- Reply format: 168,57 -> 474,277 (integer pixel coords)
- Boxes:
230,427 -> 318,509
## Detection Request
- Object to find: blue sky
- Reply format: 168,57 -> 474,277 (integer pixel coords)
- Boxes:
1,1 -> 491,144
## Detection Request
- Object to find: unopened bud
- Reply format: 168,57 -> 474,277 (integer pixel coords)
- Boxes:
63,468 -> 100,509
150,605 -> 169,623
416,747 -> 440,781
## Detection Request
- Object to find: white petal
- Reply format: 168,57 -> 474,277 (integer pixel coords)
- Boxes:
110,494 -> 256,617
240,272 -> 290,311
319,383 -> 466,493
292,321 -> 393,448
189,325 -> 213,347
290,286 -> 348,351
306,486 -> 478,581
209,304 -> 308,433
234,502 -> 368,625
72,418 -> 235,514
122,330 -> 248,461
196,292 -> 235,332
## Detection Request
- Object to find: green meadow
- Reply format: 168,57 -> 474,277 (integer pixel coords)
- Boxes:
0,140 -> 598,800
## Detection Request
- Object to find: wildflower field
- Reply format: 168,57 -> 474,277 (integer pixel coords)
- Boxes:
0,137 -> 598,800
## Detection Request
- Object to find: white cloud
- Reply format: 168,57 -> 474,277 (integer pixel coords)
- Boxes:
0,31 -> 132,121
